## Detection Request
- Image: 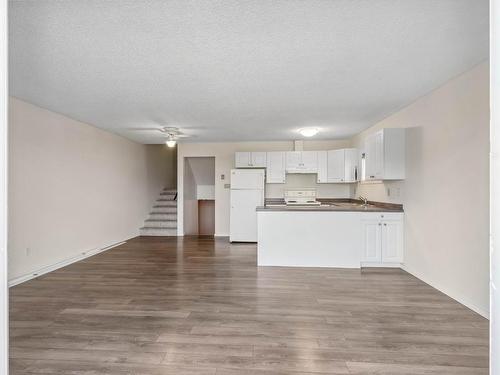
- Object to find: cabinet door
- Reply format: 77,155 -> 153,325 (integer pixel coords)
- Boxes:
344,148 -> 359,182
381,221 -> 403,263
286,151 -> 302,170
301,151 -> 318,172
317,151 -> 328,183
362,221 -> 382,262
365,135 -> 377,180
266,152 -> 285,183
327,150 -> 345,182
235,152 -> 251,168
373,131 -> 384,179
251,152 -> 267,167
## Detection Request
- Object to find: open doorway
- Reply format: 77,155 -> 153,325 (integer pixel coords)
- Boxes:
183,157 -> 215,236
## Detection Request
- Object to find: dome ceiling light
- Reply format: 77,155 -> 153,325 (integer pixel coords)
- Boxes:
298,127 -> 320,137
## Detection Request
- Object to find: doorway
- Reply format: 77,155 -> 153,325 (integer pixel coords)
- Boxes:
183,157 -> 215,236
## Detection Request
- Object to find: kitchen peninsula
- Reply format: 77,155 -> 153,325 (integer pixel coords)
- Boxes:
257,200 -> 404,268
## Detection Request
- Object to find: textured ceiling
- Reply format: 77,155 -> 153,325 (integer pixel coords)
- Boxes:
9,0 -> 489,144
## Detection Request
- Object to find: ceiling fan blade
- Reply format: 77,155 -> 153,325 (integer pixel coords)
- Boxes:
125,127 -> 165,132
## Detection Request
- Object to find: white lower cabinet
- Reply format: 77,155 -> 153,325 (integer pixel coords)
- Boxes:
362,221 -> 382,262
362,213 -> 403,266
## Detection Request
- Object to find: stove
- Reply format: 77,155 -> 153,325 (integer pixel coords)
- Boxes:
284,188 -> 321,206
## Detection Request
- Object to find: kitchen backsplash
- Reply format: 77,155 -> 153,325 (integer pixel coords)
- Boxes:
265,173 -> 351,199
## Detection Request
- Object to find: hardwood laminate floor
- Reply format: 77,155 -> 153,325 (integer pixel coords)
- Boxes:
9,236 -> 489,374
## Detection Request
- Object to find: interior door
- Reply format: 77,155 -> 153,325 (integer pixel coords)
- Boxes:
381,221 -> 403,263
230,189 -> 263,242
327,150 -> 345,182
198,200 -> 215,236
362,221 -> 382,262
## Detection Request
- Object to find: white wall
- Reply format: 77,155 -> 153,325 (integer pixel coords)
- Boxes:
197,185 -> 215,200
0,0 -> 8,371
491,0 -> 499,371
177,140 -> 351,236
351,62 -> 490,317
8,98 -> 174,280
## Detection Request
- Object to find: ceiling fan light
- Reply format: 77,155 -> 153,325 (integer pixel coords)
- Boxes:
166,140 -> 176,148
298,127 -> 320,137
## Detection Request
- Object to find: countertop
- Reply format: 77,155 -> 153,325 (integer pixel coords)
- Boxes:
256,199 -> 403,213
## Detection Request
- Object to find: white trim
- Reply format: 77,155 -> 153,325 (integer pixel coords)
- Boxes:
491,0 -> 499,372
0,0 -> 8,372
8,240 -> 126,287
214,233 -> 229,238
402,263 -> 489,319
360,262 -> 401,268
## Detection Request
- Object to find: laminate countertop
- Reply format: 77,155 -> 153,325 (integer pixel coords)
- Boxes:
256,199 -> 403,213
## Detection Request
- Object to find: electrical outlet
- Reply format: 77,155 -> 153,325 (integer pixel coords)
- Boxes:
25,247 -> 31,256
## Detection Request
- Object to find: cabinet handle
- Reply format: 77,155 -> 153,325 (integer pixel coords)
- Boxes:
378,223 -> 381,226
384,223 -> 387,226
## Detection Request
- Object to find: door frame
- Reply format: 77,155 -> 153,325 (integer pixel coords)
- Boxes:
491,0 -> 499,372
0,0 -> 9,372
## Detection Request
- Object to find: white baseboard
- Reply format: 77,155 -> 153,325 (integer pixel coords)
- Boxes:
401,263 -> 489,319
8,239 -> 127,287
360,262 -> 401,268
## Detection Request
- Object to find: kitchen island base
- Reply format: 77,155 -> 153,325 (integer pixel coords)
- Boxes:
257,209 -> 404,268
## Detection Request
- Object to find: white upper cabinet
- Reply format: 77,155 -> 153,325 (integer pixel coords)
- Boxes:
251,152 -> 267,167
363,128 -> 405,180
317,151 -> 328,183
285,151 -> 302,170
325,148 -> 359,183
235,152 -> 267,168
301,151 -> 318,171
235,152 -> 251,168
327,150 -> 345,182
285,151 -> 318,173
266,152 -> 286,184
344,148 -> 359,183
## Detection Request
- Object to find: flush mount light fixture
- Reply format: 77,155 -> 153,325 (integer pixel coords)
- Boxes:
298,127 -> 320,137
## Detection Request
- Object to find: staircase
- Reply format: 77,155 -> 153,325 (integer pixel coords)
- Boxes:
140,188 -> 178,236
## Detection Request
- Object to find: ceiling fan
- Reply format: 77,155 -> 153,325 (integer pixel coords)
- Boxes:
126,126 -> 191,147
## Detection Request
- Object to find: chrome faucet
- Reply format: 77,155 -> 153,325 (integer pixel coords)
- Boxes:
358,196 -> 368,206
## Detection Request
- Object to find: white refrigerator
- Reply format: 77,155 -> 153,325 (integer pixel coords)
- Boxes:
230,169 -> 265,242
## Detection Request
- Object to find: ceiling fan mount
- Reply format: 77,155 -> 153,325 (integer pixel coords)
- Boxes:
125,125 -> 192,147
